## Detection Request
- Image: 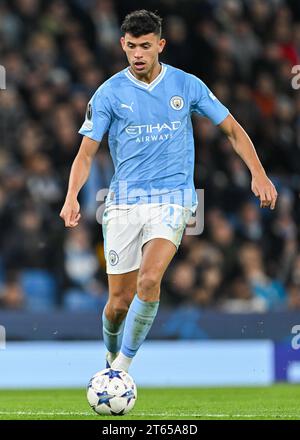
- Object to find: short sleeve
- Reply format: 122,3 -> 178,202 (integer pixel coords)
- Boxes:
78,87 -> 112,142
189,75 -> 229,125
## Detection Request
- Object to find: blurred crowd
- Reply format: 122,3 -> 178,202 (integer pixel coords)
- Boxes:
0,0 -> 300,312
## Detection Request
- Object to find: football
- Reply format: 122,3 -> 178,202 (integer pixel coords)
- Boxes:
87,368 -> 137,416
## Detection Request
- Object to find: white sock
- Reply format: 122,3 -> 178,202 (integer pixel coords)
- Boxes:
111,352 -> 133,372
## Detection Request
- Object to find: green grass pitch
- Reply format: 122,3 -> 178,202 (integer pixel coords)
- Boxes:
0,385 -> 299,420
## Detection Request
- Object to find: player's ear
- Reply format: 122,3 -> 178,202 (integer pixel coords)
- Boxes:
158,38 -> 166,54
120,36 -> 126,51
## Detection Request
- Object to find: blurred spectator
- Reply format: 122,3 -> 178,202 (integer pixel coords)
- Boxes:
62,223 -> 108,309
220,276 -> 267,313
91,0 -> 120,49
290,254 -> 300,286
239,243 -> 287,310
25,153 -> 63,207
63,224 -> 99,287
164,261 -> 196,305
2,207 -> 57,272
0,273 -> 24,309
230,19 -> 261,80
207,212 -> 239,280
287,283 -> 300,309
236,201 -> 263,242
253,73 -> 277,117
192,265 -> 223,308
163,15 -> 193,71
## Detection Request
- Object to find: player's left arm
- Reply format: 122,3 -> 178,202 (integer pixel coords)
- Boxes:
218,113 -> 278,209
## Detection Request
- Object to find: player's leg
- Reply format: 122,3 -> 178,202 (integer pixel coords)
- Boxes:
102,204 -> 143,367
103,270 -> 138,367
111,237 -> 177,372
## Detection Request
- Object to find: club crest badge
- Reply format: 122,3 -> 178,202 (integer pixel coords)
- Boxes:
170,95 -> 184,110
109,250 -> 119,266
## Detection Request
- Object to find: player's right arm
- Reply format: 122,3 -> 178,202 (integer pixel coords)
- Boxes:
60,84 -> 112,227
60,136 -> 99,227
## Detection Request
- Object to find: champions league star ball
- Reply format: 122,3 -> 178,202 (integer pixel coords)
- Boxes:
87,368 -> 137,416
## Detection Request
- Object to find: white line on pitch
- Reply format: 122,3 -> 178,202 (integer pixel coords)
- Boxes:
0,411 -> 299,418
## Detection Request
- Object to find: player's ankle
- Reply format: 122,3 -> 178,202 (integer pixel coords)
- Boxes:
106,351 -> 119,367
111,352 -> 133,372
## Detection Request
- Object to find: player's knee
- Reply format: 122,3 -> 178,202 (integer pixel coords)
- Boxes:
112,299 -> 129,317
137,272 -> 160,297
107,297 -> 130,320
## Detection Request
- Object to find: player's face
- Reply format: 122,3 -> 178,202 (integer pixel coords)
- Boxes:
120,33 -> 166,78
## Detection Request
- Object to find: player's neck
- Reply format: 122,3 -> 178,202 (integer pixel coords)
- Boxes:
130,62 -> 162,84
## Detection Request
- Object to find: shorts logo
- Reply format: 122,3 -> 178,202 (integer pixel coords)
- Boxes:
108,250 -> 119,266
170,96 -> 184,110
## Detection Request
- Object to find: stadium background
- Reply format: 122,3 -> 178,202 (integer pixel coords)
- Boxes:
0,0 -> 300,388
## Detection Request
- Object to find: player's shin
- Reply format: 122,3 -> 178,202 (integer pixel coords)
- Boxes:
102,307 -> 125,366
111,294 -> 159,372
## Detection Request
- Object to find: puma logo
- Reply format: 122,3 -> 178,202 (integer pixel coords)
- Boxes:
120,102 -> 134,112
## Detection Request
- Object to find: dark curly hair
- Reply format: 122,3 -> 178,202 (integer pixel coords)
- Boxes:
121,10 -> 162,37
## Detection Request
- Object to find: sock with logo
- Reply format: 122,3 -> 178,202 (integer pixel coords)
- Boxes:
111,294 -> 159,372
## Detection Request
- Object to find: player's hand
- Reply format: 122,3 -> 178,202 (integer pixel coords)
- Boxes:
251,172 -> 278,209
60,195 -> 81,227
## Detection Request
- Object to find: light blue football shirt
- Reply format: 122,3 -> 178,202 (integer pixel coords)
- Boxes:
79,63 -> 229,210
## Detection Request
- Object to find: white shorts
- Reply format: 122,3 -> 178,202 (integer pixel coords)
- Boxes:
102,203 -> 193,274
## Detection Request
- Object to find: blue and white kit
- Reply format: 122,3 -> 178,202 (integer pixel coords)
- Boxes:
79,63 -> 229,273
